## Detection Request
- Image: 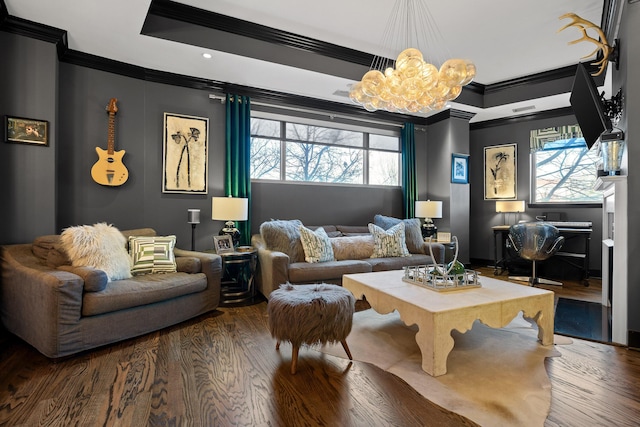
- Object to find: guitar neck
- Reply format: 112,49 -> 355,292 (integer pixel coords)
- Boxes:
107,112 -> 116,155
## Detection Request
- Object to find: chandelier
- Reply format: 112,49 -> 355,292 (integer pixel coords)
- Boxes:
349,0 -> 476,114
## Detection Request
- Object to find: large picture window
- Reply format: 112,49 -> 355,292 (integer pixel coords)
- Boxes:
250,116 -> 400,186
530,126 -> 601,204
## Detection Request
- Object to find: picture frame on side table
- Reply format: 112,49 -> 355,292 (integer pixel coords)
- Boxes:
484,143 -> 517,200
5,116 -> 49,146
451,153 -> 469,184
214,235 -> 234,254
162,112 -> 209,194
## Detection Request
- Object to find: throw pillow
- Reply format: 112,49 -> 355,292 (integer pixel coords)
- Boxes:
330,235 -> 375,260
129,235 -> 177,276
368,222 -> 410,258
259,219 -> 305,263
374,214 -> 424,254
299,226 -> 335,263
60,223 -> 132,282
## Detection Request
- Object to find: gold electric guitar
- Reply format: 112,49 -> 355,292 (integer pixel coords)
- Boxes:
91,98 -> 128,186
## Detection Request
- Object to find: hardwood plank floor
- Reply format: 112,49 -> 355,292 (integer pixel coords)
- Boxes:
2,298 -> 639,426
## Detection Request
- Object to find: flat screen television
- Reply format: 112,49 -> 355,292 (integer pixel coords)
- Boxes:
569,62 -> 612,149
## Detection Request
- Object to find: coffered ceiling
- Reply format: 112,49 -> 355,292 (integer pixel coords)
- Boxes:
3,0 -> 617,124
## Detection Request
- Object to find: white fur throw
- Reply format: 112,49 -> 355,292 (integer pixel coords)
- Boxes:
268,283 -> 355,347
60,223 -> 132,282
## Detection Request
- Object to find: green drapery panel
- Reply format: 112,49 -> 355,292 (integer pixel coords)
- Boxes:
225,94 -> 252,245
401,122 -> 417,218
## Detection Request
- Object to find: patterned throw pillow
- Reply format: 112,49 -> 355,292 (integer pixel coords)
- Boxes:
368,222 -> 410,258
129,235 -> 177,275
299,226 -> 335,263
373,214 -> 424,254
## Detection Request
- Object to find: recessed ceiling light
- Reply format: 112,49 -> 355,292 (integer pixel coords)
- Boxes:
202,53 -> 212,59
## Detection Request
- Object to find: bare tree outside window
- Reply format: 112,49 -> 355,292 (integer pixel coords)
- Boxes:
533,145 -> 601,203
250,117 -> 400,186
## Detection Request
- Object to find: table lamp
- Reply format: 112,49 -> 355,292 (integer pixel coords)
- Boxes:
212,196 -> 248,247
187,208 -> 200,251
415,200 -> 443,238
495,200 -> 526,225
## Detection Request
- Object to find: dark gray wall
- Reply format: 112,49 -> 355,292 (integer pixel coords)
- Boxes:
56,63 -> 227,251
0,32 -> 57,244
469,115 -> 603,271
425,117 -> 471,263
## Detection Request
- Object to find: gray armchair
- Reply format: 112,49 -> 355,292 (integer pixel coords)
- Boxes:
508,222 -> 565,286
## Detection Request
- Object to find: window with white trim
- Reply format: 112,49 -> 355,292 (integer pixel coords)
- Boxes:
530,126 -> 602,204
250,116 -> 401,186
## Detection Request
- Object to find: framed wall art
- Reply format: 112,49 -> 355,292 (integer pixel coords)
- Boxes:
451,153 -> 469,184
162,112 -> 209,194
484,143 -> 517,200
5,116 -> 49,146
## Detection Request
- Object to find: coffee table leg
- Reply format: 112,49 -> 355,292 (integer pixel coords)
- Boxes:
533,296 -> 555,346
413,319 -> 454,377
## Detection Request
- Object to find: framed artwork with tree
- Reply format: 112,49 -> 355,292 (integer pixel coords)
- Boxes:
162,112 -> 209,194
484,143 -> 517,200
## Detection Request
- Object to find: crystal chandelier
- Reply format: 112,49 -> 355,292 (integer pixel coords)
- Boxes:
349,0 -> 476,114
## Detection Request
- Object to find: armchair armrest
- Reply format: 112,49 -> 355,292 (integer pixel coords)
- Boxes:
1,245 -> 85,358
173,248 -> 223,294
252,235 -> 290,299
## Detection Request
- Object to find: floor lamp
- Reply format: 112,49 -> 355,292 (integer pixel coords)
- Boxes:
187,209 -> 200,251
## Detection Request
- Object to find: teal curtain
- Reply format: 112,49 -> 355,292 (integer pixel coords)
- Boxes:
401,122 -> 417,218
225,94 -> 252,245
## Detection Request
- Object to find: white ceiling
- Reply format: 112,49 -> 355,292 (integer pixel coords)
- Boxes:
5,0 -> 609,123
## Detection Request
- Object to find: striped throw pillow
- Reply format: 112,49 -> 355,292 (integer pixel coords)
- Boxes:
129,235 -> 177,275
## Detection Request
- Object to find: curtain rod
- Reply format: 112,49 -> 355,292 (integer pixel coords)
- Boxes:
208,94 -> 405,128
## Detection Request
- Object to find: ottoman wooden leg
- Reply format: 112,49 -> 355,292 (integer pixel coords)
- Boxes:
341,340 -> 353,360
291,345 -> 299,374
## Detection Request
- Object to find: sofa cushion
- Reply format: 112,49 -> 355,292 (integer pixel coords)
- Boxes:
129,235 -> 178,275
81,272 -> 208,316
374,214 -> 424,254
330,235 -> 375,260
368,223 -> 410,258
260,219 -> 305,263
288,260 -> 372,283
60,223 -> 132,281
366,253 -> 433,272
336,225 -> 370,236
299,226 -> 335,263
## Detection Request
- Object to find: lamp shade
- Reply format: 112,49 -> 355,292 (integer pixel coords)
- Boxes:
187,209 -> 200,224
211,197 -> 248,221
495,200 -> 526,213
415,200 -> 442,219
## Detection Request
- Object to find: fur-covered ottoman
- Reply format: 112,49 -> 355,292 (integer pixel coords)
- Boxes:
268,283 -> 355,374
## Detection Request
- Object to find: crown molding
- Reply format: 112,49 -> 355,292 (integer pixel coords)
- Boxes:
469,107 -> 574,130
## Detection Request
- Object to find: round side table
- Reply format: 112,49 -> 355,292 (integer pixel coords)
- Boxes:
215,249 -> 260,306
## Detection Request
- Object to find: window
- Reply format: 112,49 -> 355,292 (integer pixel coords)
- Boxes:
250,116 -> 401,186
530,136 -> 602,204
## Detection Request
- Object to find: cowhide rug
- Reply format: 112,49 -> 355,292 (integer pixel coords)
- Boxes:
314,309 -> 567,427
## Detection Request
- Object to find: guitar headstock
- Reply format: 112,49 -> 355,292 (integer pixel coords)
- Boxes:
106,98 -> 118,114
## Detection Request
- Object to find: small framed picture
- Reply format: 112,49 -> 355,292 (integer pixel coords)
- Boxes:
451,153 -> 469,184
213,235 -> 234,254
5,116 -> 49,146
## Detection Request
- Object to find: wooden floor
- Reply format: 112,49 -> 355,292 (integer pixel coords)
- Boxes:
1,296 -> 639,426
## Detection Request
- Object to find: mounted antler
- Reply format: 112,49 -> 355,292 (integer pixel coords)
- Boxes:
558,13 -> 613,76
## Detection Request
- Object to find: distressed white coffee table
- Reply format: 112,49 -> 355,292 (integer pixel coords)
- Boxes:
342,270 -> 555,377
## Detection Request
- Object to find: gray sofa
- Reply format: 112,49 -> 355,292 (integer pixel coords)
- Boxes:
251,218 -> 445,299
0,227 -> 222,358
